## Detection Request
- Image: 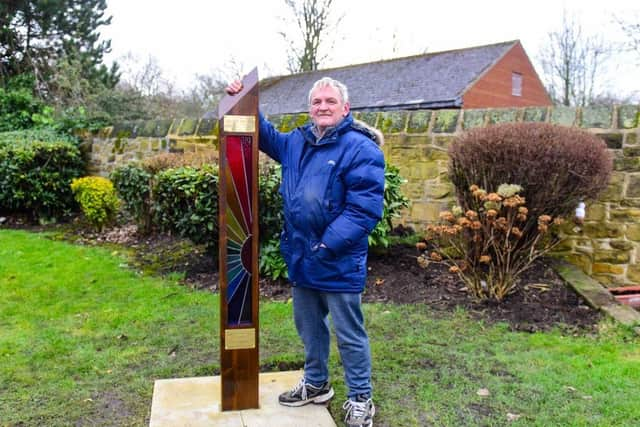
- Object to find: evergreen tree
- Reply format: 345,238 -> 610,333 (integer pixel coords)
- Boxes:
0,0 -> 119,90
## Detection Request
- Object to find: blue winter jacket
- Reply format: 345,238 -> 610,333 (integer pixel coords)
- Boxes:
259,112 -> 385,293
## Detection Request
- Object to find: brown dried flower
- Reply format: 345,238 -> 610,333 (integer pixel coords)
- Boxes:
486,193 -> 502,202
439,211 -> 456,223
470,221 -> 482,230
465,210 -> 479,220
469,184 -> 479,192
479,255 -> 491,264
415,241 -> 427,251
430,251 -> 442,261
449,265 -> 460,273
486,209 -> 498,219
495,217 -> 508,230
473,189 -> 487,200
503,195 -> 526,208
538,215 -> 552,224
417,255 -> 429,269
511,227 -> 523,238
457,217 -> 472,227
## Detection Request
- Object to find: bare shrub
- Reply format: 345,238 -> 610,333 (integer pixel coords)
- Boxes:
142,151 -> 217,174
449,122 -> 612,224
420,184 -> 563,301
429,123 -> 613,302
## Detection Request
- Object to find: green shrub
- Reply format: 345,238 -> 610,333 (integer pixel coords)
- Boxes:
110,159 -> 408,277
70,176 -> 120,230
259,237 -> 288,280
153,165 -> 219,249
0,74 -> 47,131
449,123 -> 612,226
0,128 -> 77,147
0,130 -> 85,220
259,163 -> 284,241
110,164 -> 153,233
369,164 -> 411,248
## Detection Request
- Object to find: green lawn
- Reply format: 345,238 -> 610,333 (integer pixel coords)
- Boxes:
1,229 -> 639,426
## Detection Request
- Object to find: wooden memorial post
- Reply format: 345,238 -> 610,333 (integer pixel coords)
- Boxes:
218,68 -> 260,411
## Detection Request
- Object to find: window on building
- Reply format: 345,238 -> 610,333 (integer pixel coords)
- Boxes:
512,72 -> 522,96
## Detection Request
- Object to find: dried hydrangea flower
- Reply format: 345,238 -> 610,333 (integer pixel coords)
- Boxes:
503,195 -> 526,207
430,252 -> 442,261
486,193 -> 502,202
511,227 -> 523,238
497,183 -> 523,198
538,215 -> 552,224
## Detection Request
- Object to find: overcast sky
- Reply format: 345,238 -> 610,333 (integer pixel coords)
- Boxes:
101,0 -> 639,100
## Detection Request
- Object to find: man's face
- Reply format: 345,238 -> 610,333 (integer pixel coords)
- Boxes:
309,85 -> 350,132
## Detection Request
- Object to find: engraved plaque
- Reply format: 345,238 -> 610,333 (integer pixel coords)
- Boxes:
225,328 -> 256,350
223,115 -> 256,133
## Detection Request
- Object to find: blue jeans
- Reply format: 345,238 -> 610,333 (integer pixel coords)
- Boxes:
292,286 -> 372,399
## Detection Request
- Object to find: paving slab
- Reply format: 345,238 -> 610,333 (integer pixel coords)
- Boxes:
150,370 -> 337,427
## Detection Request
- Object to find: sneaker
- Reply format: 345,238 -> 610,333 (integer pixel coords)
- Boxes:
278,377 -> 335,407
343,396 -> 375,427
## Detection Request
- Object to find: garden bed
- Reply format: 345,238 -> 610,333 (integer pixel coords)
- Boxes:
2,217 -> 602,333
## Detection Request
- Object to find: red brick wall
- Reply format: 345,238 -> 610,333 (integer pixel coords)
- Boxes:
462,42 -> 552,108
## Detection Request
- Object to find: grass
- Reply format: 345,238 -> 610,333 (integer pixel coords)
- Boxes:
1,229 -> 639,426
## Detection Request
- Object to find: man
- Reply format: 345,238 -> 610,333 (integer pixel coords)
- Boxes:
226,76 -> 384,427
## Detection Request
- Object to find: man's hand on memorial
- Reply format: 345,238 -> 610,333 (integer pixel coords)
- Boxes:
225,80 -> 244,95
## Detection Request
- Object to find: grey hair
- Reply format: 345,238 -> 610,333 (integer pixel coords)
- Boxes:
308,77 -> 349,105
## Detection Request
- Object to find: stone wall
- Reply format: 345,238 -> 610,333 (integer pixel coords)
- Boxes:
84,118 -> 220,175
85,105 -> 640,285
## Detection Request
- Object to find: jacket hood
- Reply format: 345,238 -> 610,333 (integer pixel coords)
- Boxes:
352,119 -> 384,146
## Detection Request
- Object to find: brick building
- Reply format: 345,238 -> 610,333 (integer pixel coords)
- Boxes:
259,40 -> 552,115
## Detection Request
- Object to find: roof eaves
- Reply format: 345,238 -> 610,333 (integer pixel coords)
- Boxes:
351,97 -> 462,111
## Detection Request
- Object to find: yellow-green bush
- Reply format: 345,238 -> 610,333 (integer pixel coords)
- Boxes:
70,176 -> 120,230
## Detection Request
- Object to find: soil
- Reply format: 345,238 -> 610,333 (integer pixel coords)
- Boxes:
2,217 -> 602,333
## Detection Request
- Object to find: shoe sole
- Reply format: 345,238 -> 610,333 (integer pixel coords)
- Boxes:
279,387 -> 335,407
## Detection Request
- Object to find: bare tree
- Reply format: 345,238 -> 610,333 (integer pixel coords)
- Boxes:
538,12 -> 614,107
117,53 -> 172,97
279,0 -> 339,73
616,14 -> 640,57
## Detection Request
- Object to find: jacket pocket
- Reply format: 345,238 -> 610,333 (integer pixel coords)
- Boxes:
304,243 -> 358,285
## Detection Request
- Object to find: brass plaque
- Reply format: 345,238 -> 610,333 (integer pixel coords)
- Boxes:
223,115 -> 256,133
225,328 -> 256,350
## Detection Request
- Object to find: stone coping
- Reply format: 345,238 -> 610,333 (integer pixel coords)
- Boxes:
554,261 -> 640,335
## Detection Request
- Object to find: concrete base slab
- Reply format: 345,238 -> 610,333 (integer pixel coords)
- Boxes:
150,371 -> 337,427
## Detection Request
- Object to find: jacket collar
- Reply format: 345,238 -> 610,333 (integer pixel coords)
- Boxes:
302,113 -> 354,146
